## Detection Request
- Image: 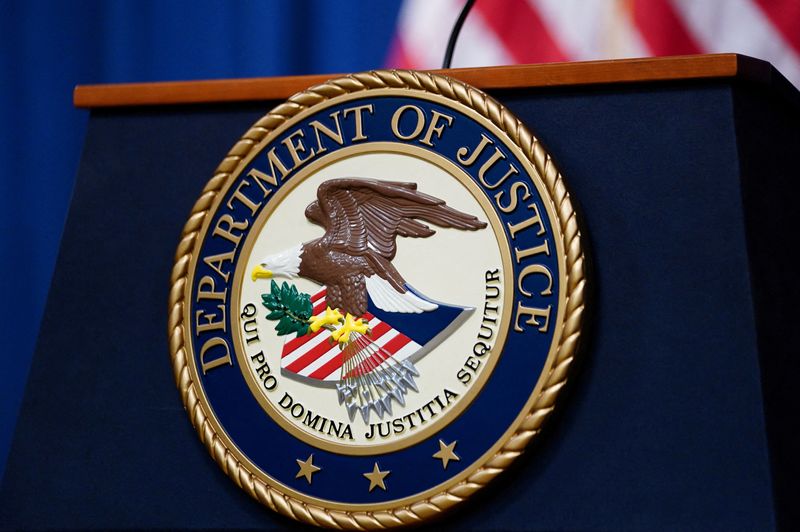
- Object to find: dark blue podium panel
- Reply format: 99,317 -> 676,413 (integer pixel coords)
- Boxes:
2,77 -> 798,530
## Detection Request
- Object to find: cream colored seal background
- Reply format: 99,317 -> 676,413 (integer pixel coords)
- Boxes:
233,146 -> 511,455
168,69 -> 586,529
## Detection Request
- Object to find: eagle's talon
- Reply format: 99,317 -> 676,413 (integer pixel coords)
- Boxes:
331,313 -> 369,345
308,307 -> 344,333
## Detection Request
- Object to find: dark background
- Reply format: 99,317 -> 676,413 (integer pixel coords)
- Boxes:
2,3 -> 798,529
0,0 -> 403,481
3,76 -> 796,530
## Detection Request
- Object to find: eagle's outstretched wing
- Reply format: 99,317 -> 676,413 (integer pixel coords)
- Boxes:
305,178 -> 486,297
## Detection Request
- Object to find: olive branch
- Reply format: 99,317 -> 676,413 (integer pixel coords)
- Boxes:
261,280 -> 313,336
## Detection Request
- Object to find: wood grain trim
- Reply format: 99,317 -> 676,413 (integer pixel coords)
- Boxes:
74,54 -> 767,109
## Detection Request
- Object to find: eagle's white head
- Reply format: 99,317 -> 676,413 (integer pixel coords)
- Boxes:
251,244 -> 302,281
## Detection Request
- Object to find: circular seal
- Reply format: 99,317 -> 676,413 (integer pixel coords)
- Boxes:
168,70 -> 587,528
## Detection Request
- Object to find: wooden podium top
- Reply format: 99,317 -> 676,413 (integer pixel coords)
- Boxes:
73,54 -> 779,109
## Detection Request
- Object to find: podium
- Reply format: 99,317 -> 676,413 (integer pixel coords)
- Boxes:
2,54 -> 798,530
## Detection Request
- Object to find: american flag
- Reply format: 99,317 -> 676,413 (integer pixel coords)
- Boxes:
387,0 -> 800,88
280,288 -> 422,382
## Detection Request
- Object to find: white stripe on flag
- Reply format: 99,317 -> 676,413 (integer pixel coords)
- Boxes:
297,345 -> 342,378
281,328 -> 330,367
294,317 -> 383,376
390,338 -> 421,363
453,8 -> 515,67
324,330 -> 414,382
530,0 -> 649,60
672,0 -> 800,87
331,328 -> 403,376
391,0 -> 800,89
397,0 -> 461,68
336,330 -> 422,381
397,0 -> 512,68
282,316 -> 381,369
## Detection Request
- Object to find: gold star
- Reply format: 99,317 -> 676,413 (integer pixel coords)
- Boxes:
432,439 -> 460,469
363,462 -> 390,492
295,454 -> 321,484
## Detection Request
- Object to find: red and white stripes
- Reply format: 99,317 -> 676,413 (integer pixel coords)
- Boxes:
280,289 -> 421,382
387,0 -> 800,87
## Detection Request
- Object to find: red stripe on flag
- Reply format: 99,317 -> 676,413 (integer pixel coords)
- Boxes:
287,321 -> 392,375
359,321 -> 392,342
311,289 -> 327,303
311,322 -> 394,380
308,351 -> 346,380
285,336 -> 337,373
312,299 -> 327,315
754,0 -> 800,56
282,327 -> 321,354
342,333 -> 412,380
474,0 -> 567,63
631,0 -> 702,56
282,308 -> 376,357
385,36 -> 417,69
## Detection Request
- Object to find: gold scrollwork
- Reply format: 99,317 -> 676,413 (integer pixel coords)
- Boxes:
168,69 -> 586,529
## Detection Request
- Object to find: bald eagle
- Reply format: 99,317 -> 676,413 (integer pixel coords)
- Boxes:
252,178 -> 487,317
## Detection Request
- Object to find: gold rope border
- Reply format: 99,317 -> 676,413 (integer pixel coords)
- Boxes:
167,70 -> 586,529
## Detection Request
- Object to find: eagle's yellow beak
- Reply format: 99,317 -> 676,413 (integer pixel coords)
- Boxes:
251,264 -> 273,281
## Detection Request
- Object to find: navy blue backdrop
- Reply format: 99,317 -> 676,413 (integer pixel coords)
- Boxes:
0,0 -> 401,481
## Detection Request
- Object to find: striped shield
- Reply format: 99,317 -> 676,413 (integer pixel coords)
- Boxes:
280,286 -> 472,384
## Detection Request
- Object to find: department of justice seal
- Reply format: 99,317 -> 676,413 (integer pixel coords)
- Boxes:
168,70 -> 587,528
